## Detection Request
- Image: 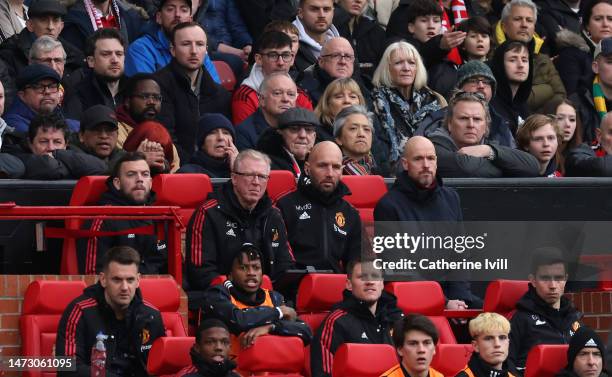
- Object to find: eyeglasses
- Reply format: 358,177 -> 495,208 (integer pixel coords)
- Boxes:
285,125 -> 317,134
233,171 -> 270,181
132,93 -> 163,102
260,52 -> 294,62
320,53 -> 355,62
26,82 -> 60,94
464,77 -> 493,86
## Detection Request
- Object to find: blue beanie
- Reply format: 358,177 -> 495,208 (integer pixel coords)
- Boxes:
196,114 -> 235,149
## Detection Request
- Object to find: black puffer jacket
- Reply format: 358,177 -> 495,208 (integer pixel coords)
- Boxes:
508,284 -> 582,373
276,174 -> 361,272
56,283 -> 165,377
16,148 -> 107,180
76,178 -> 168,275
177,150 -> 231,178
554,29 -> 593,96
63,70 -> 127,120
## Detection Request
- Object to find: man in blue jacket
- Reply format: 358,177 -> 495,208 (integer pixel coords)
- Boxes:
124,0 -> 220,83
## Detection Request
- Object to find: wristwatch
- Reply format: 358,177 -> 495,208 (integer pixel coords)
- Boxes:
487,146 -> 497,161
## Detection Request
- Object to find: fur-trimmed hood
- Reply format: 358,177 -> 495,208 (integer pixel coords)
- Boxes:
555,29 -> 590,53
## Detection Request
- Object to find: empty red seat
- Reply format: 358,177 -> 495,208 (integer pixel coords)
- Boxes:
431,343 -> 473,376
213,60 -> 236,91
341,175 -> 387,223
268,170 -> 297,202
385,281 -> 457,343
332,343 -> 397,377
152,173 -> 213,225
483,280 -> 529,318
20,280 -> 88,377
139,277 -> 187,336
147,336 -> 195,376
237,335 -> 305,376
296,274 -> 346,332
524,344 -> 568,377
61,176 -> 109,274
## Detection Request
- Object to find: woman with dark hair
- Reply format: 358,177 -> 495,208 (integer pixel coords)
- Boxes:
553,98 -> 584,176
556,0 -> 612,95
122,121 -> 179,174
516,114 -> 563,177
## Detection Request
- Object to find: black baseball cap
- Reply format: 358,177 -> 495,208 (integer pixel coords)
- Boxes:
16,64 -> 61,90
158,0 -> 192,10
80,105 -> 118,131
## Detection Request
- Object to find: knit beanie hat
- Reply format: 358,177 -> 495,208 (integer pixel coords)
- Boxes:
196,114 -> 235,149
566,326 -> 606,368
455,61 -> 497,97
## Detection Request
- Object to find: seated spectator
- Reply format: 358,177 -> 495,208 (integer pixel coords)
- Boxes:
0,80 -> 25,178
64,28 -> 127,120
315,77 -> 365,141
386,0 -> 465,68
178,113 -> 237,177
535,0 -> 581,56
428,91 -> 539,178
508,247 -> 582,374
202,243 -> 311,357
13,113 -> 105,179
455,312 -> 514,377
28,36 -> 67,104
516,114 -> 563,177
256,107 -> 318,177
333,0 -> 386,86
60,0 -> 145,53
232,31 -> 312,125
123,121 -> 180,174
310,258 -> 404,377
276,141 -> 361,271
372,41 -> 446,169
570,36 -> 612,144
156,22 -> 231,162
56,246 -> 165,376
261,21 -> 301,75
70,104 -> 124,171
565,112 -> 612,176
296,36 -> 365,107
554,99 -> 583,176
0,0 -> 83,80
176,319 -> 240,377
495,0 -> 566,114
199,0 -> 252,80
555,326 -> 607,377
555,0 -> 611,97
185,149 -> 294,294
333,105 -> 377,175
76,152 -> 167,274
489,41 -> 533,136
429,16 -> 494,100
124,0 -> 220,83
0,0 -> 27,42
235,73 -> 297,151
4,64 -> 78,133
114,73 -> 161,145
381,314 -> 443,377
292,0 -> 340,72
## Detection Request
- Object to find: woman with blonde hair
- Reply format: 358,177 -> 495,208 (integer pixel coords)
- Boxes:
315,77 -> 366,141
372,41 -> 446,166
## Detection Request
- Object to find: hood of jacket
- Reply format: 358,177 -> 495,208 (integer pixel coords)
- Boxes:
392,170 -> 446,203
100,177 -> 157,206
297,172 -> 352,206
292,16 -> 339,52
555,29 -> 590,52
495,21 -> 545,54
489,40 -> 534,108
241,64 -> 264,92
189,346 -> 237,377
336,289 -> 401,322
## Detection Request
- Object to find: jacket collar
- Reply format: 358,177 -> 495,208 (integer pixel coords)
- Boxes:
297,172 -> 351,206
393,170 -> 442,202
495,21 -> 544,54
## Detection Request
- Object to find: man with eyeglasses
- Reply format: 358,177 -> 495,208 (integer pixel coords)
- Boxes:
4,64 -> 78,133
508,247 -> 582,375
297,36 -> 368,107
64,28 -> 128,120
28,36 -> 67,105
186,149 -> 294,296
232,31 -> 312,125
257,107 -> 318,176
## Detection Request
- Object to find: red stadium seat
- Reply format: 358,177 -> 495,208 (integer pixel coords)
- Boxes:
431,343 -> 474,376
332,343 -> 397,377
20,280 -> 87,377
147,336 -> 194,376
152,173 -> 213,225
483,280 -> 529,318
385,282 -> 457,343
139,277 -> 187,336
296,274 -> 346,332
268,170 -> 297,202
524,344 -> 568,377
237,335 -> 305,376
341,175 -> 387,223
213,60 -> 236,92
60,176 -> 109,274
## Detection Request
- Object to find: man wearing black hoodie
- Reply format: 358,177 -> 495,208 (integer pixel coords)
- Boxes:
276,141 -> 361,272
76,152 -> 168,275
310,257 -> 404,377
508,247 -> 582,375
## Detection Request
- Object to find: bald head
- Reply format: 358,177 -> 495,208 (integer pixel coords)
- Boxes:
402,136 -> 437,187
319,37 -> 354,79
306,141 -> 343,193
